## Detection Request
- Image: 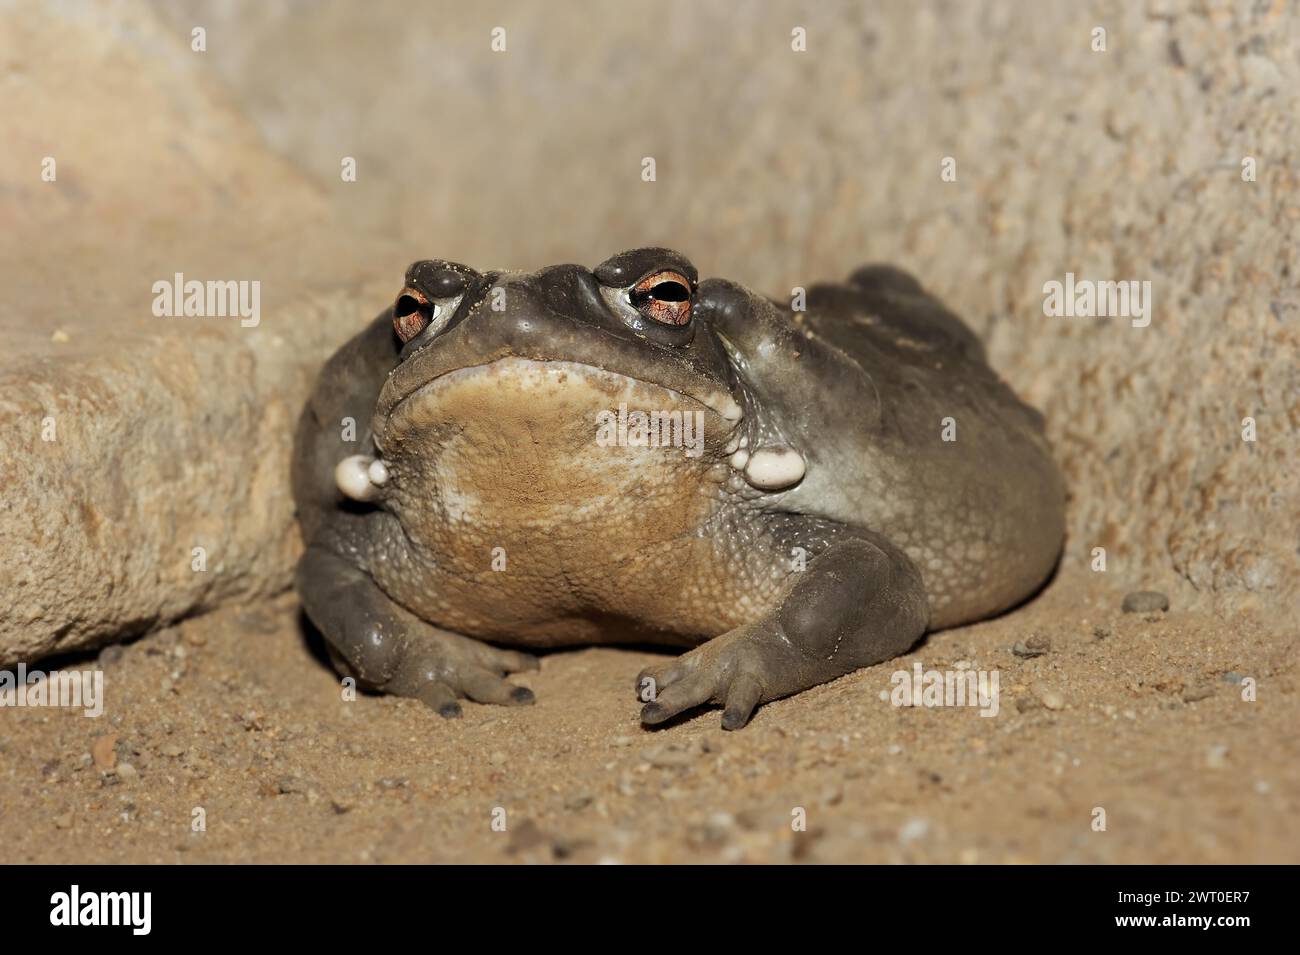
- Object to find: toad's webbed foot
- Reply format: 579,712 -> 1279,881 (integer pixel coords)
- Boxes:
635,534 -> 928,729
298,547 -> 538,718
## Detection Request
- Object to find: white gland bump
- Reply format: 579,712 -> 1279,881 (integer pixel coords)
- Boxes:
743,446 -> 806,491
336,454 -> 384,502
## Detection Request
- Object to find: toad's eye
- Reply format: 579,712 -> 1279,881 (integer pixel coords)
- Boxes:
393,287 -> 438,343
630,271 -> 692,326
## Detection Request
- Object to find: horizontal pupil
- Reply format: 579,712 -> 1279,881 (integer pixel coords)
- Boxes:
651,282 -> 689,301
633,281 -> 688,304
395,295 -> 428,319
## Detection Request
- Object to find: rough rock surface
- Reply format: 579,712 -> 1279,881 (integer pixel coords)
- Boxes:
3,0 -> 1297,664
0,1 -> 393,663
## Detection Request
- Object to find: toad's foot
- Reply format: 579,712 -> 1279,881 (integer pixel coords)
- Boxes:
635,624 -> 784,731
635,534 -> 928,729
299,547 -> 539,718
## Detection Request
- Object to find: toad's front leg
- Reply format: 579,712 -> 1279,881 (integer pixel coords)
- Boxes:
635,533 -> 928,729
297,547 -> 539,718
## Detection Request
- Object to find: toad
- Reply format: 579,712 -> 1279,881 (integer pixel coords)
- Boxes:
292,249 -> 1064,729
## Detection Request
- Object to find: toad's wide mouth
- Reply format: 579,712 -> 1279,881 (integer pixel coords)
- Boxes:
376,356 -> 744,438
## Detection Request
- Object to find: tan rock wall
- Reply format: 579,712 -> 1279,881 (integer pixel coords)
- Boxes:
3,0 -> 1295,662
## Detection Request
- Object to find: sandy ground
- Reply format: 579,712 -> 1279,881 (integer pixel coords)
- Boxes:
2,571 -> 1296,864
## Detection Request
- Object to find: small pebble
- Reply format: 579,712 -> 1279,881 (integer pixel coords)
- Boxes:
97,644 -> 125,666
91,733 -> 118,771
1122,590 -> 1170,613
1205,744 -> 1230,769
276,775 -> 307,795
116,762 -> 139,784
1016,694 -> 1042,713
506,818 -> 548,854
686,818 -> 731,848
640,745 -> 695,769
898,818 -> 930,843
1012,635 -> 1051,658
734,808 -> 766,831
54,812 -> 74,829
708,811 -> 737,830
552,836 -> 592,860
564,791 -> 593,811
697,735 -> 723,754
1032,683 -> 1065,710
1182,684 -> 1215,703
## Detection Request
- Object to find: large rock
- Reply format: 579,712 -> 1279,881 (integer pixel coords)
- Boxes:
0,1 -> 394,664
3,0 -> 1296,663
